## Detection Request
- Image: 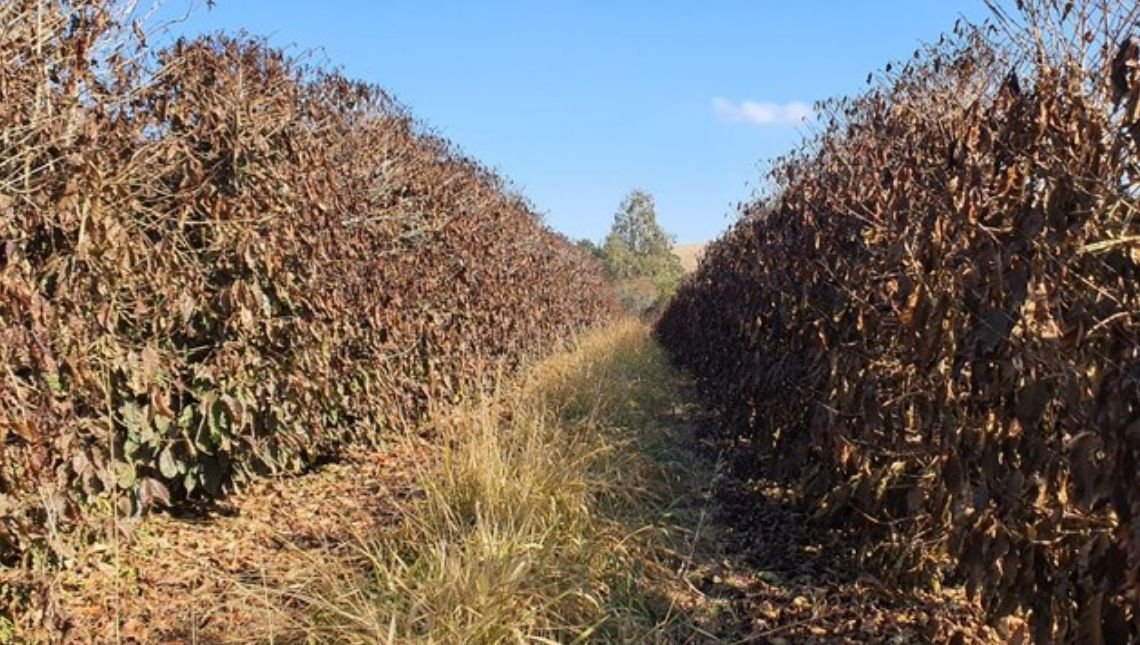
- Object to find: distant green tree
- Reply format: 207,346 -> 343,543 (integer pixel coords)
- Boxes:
599,190 -> 684,313
575,238 -> 605,261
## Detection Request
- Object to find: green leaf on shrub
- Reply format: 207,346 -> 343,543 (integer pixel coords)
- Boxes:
119,401 -> 144,432
177,404 -> 195,429
45,374 -> 63,394
158,445 -> 180,479
114,462 -> 136,489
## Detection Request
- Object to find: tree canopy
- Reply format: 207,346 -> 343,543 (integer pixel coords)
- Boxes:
596,189 -> 684,313
602,190 -> 683,284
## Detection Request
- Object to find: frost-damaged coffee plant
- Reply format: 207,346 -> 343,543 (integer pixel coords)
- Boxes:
658,0 -> 1140,640
0,0 -> 615,566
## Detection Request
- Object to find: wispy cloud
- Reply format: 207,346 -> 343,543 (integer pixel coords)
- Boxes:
711,97 -> 813,126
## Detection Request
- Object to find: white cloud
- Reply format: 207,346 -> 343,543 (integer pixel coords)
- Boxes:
711,97 -> 813,126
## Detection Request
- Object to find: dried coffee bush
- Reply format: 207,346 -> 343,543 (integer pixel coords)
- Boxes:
658,1 -> 1140,641
0,0 -> 615,567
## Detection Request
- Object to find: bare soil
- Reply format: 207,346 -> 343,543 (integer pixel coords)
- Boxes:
33,442 -> 431,643
662,414 -> 1005,644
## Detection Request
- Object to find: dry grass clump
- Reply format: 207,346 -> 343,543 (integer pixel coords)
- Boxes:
233,319 -> 699,643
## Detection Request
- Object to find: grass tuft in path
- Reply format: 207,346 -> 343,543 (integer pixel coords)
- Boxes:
245,318 -> 709,643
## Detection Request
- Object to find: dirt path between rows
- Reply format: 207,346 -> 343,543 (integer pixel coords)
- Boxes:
20,325 -> 1007,644
654,404 -> 1002,643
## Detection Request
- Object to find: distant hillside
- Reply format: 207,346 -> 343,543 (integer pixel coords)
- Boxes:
673,243 -> 706,273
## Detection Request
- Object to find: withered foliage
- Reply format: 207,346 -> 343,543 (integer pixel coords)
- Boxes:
658,0 -> 1140,641
0,1 -> 614,564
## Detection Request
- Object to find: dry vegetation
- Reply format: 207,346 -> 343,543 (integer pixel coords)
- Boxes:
659,0 -> 1140,641
42,320 -> 995,643
0,0 -> 614,632
27,320 -> 705,641
8,0 -> 1140,642
212,321 -> 996,644
240,319 -> 692,643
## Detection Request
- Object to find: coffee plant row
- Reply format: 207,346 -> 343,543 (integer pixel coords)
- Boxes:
0,1 -> 615,564
658,1 -> 1140,641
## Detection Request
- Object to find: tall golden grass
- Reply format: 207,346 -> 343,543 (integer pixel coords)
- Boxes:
233,319 -> 708,643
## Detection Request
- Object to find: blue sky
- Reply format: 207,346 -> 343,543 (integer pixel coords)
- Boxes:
155,1 -> 990,244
